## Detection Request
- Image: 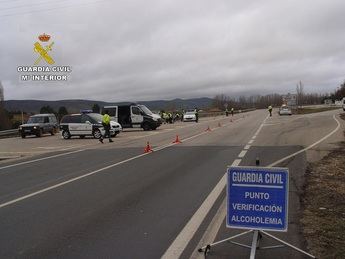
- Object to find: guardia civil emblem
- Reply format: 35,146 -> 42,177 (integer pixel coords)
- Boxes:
34,33 -> 55,65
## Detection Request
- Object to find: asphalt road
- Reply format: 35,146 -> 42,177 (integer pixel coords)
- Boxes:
0,109 -> 343,259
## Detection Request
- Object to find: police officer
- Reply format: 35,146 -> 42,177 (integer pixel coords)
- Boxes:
231,107 -> 234,116
225,108 -> 229,117
195,107 -> 199,123
268,105 -> 273,117
99,110 -> 113,143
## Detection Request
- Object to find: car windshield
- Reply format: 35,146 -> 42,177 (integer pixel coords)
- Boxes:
87,113 -> 103,123
139,105 -> 153,115
185,112 -> 195,115
27,117 -> 45,123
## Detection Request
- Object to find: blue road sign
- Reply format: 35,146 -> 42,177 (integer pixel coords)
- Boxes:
227,166 -> 289,232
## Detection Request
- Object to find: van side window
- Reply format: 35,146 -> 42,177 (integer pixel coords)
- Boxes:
44,117 -> 49,123
132,107 -> 141,115
107,108 -> 117,117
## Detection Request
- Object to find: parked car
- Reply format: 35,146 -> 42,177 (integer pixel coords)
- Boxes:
279,106 -> 292,115
60,113 -> 122,139
19,113 -> 58,138
183,111 -> 197,122
102,103 -> 162,131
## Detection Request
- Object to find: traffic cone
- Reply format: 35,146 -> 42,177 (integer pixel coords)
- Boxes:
205,126 -> 212,132
144,141 -> 153,153
173,135 -> 182,144
218,122 -> 221,127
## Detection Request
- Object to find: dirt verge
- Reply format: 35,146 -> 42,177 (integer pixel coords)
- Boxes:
301,114 -> 345,258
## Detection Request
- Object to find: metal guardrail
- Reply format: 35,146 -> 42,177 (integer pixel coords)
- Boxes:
199,108 -> 256,117
0,129 -> 18,137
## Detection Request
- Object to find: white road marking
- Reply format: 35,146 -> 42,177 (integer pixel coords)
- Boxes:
252,135 -> 256,139
268,114 -> 341,167
161,174 -> 227,259
190,198 -> 226,259
244,145 -> 251,150
162,115 -> 266,259
0,152 -> 149,209
190,114 -> 341,257
238,150 -> 247,158
231,159 -> 242,166
0,149 -> 84,171
0,113 -> 251,208
248,139 -> 254,144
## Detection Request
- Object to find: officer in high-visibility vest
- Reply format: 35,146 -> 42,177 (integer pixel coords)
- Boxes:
268,105 -> 273,117
99,110 -> 113,143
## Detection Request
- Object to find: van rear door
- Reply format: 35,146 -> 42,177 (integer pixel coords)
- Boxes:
131,106 -> 143,127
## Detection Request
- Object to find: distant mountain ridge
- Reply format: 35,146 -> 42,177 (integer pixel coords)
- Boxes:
4,97 -> 213,114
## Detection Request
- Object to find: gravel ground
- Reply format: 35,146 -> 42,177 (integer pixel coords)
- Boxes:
301,113 -> 345,259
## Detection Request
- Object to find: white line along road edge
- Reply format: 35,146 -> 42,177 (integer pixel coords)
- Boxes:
161,114 -> 269,259
162,114 -> 341,259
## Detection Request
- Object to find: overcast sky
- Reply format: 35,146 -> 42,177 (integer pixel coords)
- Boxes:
0,0 -> 344,102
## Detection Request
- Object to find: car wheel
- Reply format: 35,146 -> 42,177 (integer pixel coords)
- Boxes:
142,122 -> 150,131
93,129 -> 102,139
21,133 -> 26,138
79,135 -> 85,139
36,129 -> 43,137
62,130 -> 71,139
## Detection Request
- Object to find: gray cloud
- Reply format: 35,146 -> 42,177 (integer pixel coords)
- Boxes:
0,0 -> 344,101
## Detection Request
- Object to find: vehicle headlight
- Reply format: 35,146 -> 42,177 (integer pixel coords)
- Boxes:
33,126 -> 37,129
19,126 -> 22,130
152,118 -> 158,122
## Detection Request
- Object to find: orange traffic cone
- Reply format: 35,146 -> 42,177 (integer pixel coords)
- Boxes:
205,126 -> 212,132
173,135 -> 182,144
144,141 -> 153,153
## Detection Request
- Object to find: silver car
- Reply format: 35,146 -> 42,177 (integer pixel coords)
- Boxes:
279,106 -> 292,115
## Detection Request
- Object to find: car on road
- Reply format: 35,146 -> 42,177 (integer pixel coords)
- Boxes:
19,114 -> 58,138
60,113 -> 122,139
279,105 -> 292,116
183,111 -> 197,122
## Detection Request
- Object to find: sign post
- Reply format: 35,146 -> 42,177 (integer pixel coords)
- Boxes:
198,166 -> 316,258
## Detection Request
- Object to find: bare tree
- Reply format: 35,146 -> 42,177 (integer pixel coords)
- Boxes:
296,81 -> 304,107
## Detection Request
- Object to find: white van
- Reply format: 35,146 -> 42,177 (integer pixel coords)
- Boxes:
103,103 -> 162,131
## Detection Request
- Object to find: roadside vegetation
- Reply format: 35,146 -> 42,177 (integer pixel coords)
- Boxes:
301,113 -> 345,259
296,106 -> 340,114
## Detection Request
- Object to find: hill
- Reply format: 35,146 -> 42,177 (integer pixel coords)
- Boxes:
4,97 -> 213,114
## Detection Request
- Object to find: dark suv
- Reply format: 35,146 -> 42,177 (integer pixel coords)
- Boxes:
19,114 -> 58,138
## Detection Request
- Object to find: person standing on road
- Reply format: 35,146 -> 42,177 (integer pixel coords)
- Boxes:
99,110 -> 113,143
231,107 -> 234,116
195,107 -> 199,123
268,105 -> 273,117
225,108 -> 229,117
